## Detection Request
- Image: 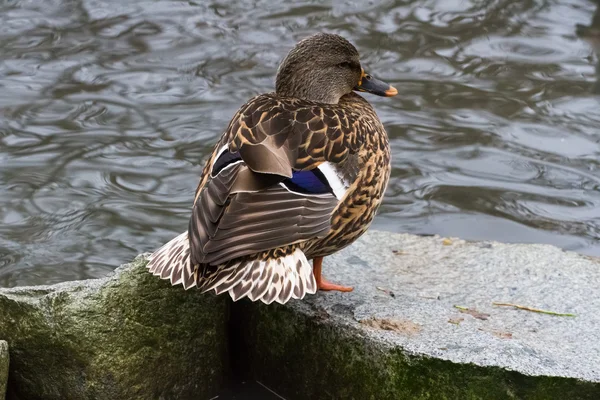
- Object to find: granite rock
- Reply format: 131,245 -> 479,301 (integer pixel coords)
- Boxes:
0,256 -> 228,400
233,231 -> 600,399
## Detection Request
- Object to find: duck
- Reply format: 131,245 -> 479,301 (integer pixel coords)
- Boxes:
147,33 -> 397,304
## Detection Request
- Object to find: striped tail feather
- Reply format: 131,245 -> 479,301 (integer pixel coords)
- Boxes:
147,233 -> 317,304
147,232 -> 196,289
209,249 -> 317,304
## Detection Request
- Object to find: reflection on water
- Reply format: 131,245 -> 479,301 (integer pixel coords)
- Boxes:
1,0 -> 600,286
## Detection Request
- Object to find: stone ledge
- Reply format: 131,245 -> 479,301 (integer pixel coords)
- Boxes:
0,341 -> 8,400
0,256 -> 228,400
1,230 -> 599,399
233,231 -> 600,399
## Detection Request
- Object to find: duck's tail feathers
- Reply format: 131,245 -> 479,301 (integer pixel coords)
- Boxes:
147,235 -> 317,305
147,231 -> 196,290
199,248 -> 317,305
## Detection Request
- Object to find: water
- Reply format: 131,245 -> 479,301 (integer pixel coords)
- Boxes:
215,380 -> 286,400
1,0 -> 599,287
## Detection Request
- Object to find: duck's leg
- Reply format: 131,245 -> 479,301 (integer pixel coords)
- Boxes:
313,256 -> 354,292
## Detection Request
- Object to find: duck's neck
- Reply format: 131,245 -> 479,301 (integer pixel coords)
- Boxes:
275,68 -> 345,104
276,83 -> 342,104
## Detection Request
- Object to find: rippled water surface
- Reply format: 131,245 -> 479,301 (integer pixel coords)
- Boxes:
1,0 -> 600,287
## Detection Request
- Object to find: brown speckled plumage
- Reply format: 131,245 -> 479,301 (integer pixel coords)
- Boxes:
147,33 -> 396,304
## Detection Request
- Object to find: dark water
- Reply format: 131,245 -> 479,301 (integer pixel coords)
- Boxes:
214,380 -> 286,400
1,0 -> 600,287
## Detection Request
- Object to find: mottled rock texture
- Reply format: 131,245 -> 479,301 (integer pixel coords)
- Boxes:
2,231 -> 600,400
0,256 -> 228,400
232,231 -> 600,399
0,341 -> 8,400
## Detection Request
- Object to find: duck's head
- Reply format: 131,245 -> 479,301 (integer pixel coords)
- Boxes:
275,33 -> 398,104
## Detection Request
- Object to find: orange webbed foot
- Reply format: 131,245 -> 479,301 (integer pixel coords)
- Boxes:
317,278 -> 354,292
313,256 -> 354,293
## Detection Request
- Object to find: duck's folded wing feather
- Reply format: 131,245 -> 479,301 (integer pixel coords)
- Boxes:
189,94 -> 366,266
189,162 -> 339,266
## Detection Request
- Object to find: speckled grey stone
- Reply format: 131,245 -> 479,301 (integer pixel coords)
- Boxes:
336,231 -> 599,381
235,230 -> 600,399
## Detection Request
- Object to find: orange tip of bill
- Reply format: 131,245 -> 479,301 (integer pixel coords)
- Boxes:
385,86 -> 398,97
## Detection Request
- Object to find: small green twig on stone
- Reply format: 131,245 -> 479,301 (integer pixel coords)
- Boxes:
453,305 -> 489,320
492,302 -> 576,317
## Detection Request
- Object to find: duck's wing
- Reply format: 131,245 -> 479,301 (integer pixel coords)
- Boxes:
226,94 -> 365,174
193,94 -> 370,199
188,95 -> 367,268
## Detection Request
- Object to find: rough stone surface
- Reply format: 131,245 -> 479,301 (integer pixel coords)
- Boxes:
234,230 -> 600,399
0,341 -> 8,400
0,255 -> 228,400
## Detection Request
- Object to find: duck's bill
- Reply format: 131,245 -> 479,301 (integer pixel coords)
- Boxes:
354,71 -> 398,97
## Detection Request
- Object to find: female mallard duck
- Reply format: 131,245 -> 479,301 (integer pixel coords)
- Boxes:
148,33 -> 397,304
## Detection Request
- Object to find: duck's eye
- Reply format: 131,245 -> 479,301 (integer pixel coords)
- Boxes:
338,61 -> 352,69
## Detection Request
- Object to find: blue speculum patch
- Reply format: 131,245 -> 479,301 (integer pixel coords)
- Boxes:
213,150 -> 333,195
283,169 -> 332,194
